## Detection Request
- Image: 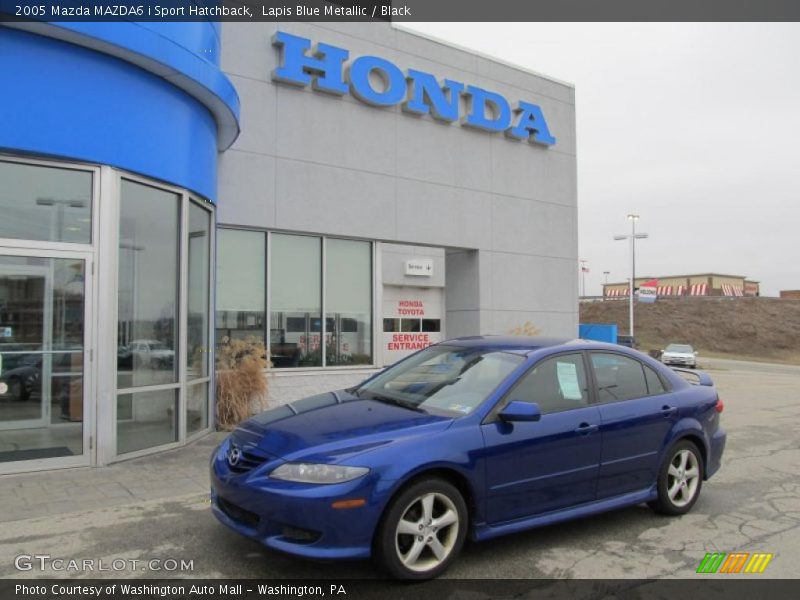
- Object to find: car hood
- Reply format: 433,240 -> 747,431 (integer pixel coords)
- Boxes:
230,390 -> 454,463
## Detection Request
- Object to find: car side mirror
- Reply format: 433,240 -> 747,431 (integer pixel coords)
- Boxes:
498,401 -> 541,422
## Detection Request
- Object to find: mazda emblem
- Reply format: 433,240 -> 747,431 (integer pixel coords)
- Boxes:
227,446 -> 242,467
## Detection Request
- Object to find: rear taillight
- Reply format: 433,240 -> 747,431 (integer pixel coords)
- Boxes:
715,398 -> 724,413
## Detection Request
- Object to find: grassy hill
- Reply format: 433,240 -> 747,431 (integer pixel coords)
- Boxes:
580,297 -> 800,363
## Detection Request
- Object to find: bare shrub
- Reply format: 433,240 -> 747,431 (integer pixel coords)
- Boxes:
215,336 -> 270,430
508,321 -> 542,337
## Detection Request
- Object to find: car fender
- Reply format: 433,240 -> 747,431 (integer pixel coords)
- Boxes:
365,424 -> 487,526
663,417 -> 711,475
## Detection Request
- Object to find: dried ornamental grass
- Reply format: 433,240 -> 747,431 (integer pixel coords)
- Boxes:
508,321 -> 542,337
215,336 -> 270,430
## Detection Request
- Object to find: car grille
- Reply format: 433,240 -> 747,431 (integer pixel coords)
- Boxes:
228,446 -> 271,475
218,497 -> 260,529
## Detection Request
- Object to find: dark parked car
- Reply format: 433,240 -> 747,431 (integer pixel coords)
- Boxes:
617,335 -> 637,348
211,336 -> 726,579
0,348 -> 82,402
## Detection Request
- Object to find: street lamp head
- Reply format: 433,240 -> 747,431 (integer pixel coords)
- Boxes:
634,233 -> 649,239
627,214 -> 640,221
613,235 -> 627,241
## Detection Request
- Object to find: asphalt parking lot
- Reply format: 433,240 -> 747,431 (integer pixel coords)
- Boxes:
0,358 -> 798,581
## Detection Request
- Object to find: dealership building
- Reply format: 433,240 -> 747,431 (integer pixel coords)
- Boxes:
0,20 -> 577,472
603,273 -> 760,298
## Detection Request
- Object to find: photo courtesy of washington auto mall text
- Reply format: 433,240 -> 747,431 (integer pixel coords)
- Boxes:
13,583 -> 348,598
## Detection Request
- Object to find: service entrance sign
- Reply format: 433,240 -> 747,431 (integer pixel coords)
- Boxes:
381,286 -> 444,366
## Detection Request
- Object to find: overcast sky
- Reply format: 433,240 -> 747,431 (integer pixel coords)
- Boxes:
404,23 -> 800,296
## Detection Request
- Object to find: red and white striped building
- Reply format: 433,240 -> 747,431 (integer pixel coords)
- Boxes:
603,274 -> 758,299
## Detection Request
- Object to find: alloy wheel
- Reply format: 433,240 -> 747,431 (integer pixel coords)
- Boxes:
667,448 -> 700,507
394,491 -> 460,573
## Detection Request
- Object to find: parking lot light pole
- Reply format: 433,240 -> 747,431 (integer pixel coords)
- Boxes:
614,214 -> 648,337
579,259 -> 588,297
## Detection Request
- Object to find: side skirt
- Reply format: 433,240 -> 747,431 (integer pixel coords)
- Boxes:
473,488 -> 658,542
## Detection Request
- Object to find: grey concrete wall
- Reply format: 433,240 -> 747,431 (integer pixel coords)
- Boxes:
267,369 -> 378,405
381,243 -> 445,288
219,21 -> 579,355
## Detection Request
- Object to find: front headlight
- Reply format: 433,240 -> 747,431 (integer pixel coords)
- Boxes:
270,463 -> 370,484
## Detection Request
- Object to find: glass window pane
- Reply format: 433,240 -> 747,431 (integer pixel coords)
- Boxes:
188,203 -> 211,380
590,352 -> 649,403
383,318 -> 399,333
401,319 -> 421,332
270,234 -> 321,368
216,229 -> 265,347
644,365 -> 666,395
0,256 -> 86,462
117,180 -> 180,388
326,239 -> 372,366
187,382 -> 208,436
117,389 -> 178,454
510,353 -> 589,414
0,161 -> 92,244
421,319 -> 441,333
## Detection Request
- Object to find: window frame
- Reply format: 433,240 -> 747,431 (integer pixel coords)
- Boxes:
643,362 -> 670,396
0,154 -> 100,254
113,171 -> 215,460
485,350 -> 596,423
586,350 -> 671,405
217,228 -> 378,371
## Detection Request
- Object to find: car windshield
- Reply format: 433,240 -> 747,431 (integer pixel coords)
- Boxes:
355,345 -> 525,415
666,344 -> 693,353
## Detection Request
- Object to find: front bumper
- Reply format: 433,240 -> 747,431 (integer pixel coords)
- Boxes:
209,440 -> 388,560
663,357 -> 696,367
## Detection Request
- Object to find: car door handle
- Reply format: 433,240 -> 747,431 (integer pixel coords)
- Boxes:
660,405 -> 678,417
574,423 -> 599,435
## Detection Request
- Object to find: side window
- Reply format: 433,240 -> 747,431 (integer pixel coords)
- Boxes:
590,352 -> 649,403
508,353 -> 589,414
644,364 -> 667,395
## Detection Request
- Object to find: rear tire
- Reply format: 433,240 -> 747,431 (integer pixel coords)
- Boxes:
7,378 -> 25,401
649,440 -> 704,515
374,477 -> 467,580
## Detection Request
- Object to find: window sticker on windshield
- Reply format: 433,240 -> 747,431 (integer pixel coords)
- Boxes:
448,403 -> 472,414
556,362 -> 583,401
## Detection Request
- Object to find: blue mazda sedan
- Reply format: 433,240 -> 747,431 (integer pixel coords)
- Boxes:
211,337 -> 726,579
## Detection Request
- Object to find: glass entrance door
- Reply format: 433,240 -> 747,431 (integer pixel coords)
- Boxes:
0,254 -> 89,465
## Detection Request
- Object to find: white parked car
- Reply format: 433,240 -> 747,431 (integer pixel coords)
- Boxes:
129,339 -> 175,368
662,344 -> 697,369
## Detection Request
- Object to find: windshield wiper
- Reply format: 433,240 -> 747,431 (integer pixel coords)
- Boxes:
366,392 -> 428,413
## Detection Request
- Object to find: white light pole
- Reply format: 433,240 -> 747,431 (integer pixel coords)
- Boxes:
579,259 -> 588,297
613,214 -> 648,338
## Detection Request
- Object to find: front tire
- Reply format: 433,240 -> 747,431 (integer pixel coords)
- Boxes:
649,440 -> 704,515
374,478 -> 467,580
7,378 -> 25,401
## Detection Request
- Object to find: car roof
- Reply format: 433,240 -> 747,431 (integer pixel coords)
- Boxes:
443,335 -> 579,353
442,335 -> 647,356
